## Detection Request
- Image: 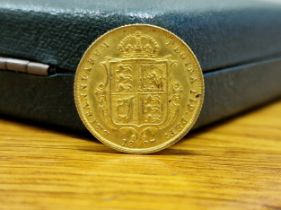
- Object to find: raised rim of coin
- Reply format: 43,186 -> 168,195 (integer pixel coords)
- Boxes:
74,24 -> 204,154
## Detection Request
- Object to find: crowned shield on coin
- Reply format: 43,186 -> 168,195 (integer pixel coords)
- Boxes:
102,31 -> 170,127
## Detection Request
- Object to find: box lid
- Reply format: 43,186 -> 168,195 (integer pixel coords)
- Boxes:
1,0 -> 281,72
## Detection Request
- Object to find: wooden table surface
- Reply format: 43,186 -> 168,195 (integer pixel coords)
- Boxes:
0,100 -> 281,210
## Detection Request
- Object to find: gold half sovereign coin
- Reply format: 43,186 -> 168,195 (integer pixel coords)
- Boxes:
74,24 -> 204,154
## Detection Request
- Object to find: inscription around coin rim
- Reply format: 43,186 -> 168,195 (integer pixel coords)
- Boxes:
74,24 -> 204,154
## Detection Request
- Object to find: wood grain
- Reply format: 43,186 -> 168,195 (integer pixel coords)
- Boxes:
0,100 -> 281,210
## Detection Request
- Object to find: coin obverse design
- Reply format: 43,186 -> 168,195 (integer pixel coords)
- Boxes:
74,24 -> 204,154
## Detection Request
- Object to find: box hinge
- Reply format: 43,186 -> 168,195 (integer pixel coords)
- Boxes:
0,57 -> 50,76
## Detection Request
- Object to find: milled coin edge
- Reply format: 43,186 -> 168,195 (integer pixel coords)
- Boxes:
74,23 -> 205,154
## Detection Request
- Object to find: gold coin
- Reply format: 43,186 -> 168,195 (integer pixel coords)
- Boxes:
74,24 -> 204,154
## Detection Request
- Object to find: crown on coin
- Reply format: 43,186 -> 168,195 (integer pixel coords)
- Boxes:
118,31 -> 160,58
